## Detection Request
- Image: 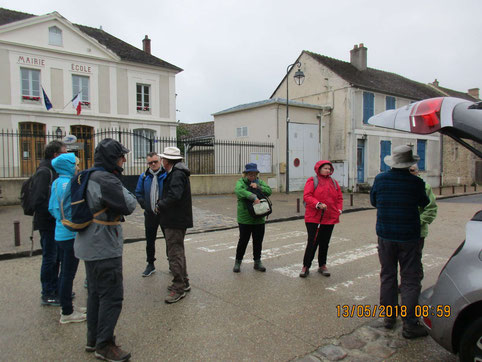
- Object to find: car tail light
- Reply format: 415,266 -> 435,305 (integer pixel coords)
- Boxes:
410,97 -> 443,134
423,317 -> 432,329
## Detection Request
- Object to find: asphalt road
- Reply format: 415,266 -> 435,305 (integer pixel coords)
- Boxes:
0,195 -> 479,361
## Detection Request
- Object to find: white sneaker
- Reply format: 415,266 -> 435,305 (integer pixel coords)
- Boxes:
59,306 -> 87,315
60,310 -> 87,324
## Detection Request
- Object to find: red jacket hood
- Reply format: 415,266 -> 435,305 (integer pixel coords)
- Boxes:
315,160 -> 334,177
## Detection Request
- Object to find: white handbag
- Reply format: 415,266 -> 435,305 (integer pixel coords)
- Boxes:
252,199 -> 271,216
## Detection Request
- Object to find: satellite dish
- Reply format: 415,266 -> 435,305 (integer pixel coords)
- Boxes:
63,135 -> 77,144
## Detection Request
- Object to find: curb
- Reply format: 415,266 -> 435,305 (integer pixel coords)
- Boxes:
0,207 -> 374,261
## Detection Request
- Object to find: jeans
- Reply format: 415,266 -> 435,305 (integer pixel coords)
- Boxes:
164,228 -> 189,293
235,223 -> 266,261
40,230 -> 60,297
378,237 -> 424,325
85,257 -> 124,349
144,212 -> 166,264
56,239 -> 80,315
302,223 -> 334,268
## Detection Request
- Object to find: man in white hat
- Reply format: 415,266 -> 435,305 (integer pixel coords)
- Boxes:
370,145 -> 430,339
156,146 -> 193,304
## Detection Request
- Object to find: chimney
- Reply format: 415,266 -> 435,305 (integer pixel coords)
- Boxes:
142,35 -> 151,55
468,88 -> 480,100
350,43 -> 367,71
431,79 -> 439,87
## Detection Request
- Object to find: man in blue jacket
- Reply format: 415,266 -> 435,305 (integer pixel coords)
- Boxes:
370,145 -> 430,339
135,152 -> 167,277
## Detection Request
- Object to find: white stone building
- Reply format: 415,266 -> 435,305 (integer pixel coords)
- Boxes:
0,7 -> 181,175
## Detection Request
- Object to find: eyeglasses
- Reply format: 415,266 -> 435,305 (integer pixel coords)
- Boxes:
409,168 -> 417,172
148,160 -> 159,165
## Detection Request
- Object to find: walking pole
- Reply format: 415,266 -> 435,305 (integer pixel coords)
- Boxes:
313,208 -> 325,244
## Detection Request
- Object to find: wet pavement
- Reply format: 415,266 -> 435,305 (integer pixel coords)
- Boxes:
0,188 -> 478,361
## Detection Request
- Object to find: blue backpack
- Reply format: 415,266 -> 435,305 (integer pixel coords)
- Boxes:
61,167 -> 120,231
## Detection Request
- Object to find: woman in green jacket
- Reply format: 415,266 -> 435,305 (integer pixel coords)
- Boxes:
233,163 -> 272,273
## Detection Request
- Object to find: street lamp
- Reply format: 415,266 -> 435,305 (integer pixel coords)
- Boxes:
285,62 -> 305,193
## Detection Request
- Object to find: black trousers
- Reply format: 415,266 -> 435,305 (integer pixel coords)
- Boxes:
235,223 -> 265,261
85,257 -> 123,349
378,237 -> 423,325
302,223 -> 334,268
144,212 -> 166,264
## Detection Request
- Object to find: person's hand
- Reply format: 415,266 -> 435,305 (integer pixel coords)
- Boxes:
253,199 -> 261,204
316,202 -> 327,210
250,182 -> 258,189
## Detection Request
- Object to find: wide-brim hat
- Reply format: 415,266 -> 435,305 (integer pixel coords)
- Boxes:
160,146 -> 183,160
243,163 -> 259,173
384,145 -> 420,168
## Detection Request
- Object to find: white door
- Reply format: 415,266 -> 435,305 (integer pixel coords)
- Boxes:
288,123 -> 320,191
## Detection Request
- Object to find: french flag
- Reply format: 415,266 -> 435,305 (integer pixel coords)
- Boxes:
72,92 -> 82,115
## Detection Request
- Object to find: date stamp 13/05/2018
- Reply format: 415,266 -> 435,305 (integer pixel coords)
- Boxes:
336,304 -> 451,319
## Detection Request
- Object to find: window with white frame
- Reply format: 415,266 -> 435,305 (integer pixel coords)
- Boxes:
21,68 -> 41,101
137,84 -> 150,111
48,26 -> 62,46
133,128 -> 155,159
236,126 -> 248,138
72,75 -> 90,105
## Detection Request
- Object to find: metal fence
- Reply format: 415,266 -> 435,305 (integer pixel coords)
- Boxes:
0,128 -> 274,178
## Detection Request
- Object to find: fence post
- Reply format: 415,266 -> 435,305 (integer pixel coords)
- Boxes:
296,198 -> 300,213
439,186 -> 442,196
464,185 -> 467,193
452,185 -> 455,194
14,221 -> 20,246
350,193 -> 353,206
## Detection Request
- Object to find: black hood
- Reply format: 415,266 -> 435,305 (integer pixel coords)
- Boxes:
93,138 -> 129,174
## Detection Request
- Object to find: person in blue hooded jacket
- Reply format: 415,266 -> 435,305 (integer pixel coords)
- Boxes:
49,152 -> 86,324
135,152 -> 167,277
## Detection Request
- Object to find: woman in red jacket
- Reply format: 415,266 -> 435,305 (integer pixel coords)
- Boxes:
300,160 -> 343,278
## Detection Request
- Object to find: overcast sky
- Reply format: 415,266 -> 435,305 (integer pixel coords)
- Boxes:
3,0 -> 481,123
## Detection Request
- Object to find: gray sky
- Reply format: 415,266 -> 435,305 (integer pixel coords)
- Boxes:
3,0 -> 481,123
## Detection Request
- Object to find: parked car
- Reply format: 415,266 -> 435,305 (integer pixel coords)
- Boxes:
368,96 -> 482,361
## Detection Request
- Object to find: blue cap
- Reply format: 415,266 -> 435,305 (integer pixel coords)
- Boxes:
243,163 -> 259,173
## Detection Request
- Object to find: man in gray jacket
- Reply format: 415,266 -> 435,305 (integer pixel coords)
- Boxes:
74,138 -> 137,361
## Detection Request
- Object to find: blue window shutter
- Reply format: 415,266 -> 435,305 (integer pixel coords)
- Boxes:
386,96 -> 395,110
417,140 -> 426,171
380,140 -> 391,172
363,92 -> 374,124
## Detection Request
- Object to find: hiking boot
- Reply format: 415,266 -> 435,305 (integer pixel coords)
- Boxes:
85,343 -> 96,353
402,322 -> 429,339
94,341 -> 131,361
233,259 -> 242,273
253,260 -> 266,272
299,266 -> 309,278
41,295 -> 60,306
167,282 -> 191,293
60,310 -> 87,324
318,265 -> 331,277
165,290 -> 186,304
141,263 -> 156,277
384,317 -> 396,330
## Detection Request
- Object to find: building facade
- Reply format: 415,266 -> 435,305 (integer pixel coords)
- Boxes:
0,8 -> 181,176
270,45 -> 479,190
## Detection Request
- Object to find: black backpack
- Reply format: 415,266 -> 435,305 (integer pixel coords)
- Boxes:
20,166 -> 53,216
244,181 -> 273,218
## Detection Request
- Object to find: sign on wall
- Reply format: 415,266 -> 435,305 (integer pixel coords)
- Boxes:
250,152 -> 272,173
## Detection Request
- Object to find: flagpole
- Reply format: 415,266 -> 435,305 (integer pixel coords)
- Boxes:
62,91 -> 81,110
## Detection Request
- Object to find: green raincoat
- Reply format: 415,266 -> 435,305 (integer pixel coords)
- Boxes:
235,177 -> 272,225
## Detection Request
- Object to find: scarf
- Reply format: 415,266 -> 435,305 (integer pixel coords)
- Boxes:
149,168 -> 161,213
